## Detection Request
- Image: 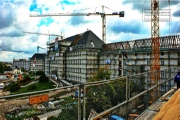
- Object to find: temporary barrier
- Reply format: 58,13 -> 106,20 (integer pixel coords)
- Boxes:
29,94 -> 49,105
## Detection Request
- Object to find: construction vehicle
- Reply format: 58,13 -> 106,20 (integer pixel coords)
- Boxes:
29,5 -> 124,43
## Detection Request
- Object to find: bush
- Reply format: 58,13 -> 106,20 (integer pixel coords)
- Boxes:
39,74 -> 49,83
18,76 -> 32,86
47,116 -> 57,120
36,71 -> 45,75
10,84 -> 21,92
3,82 -> 15,91
28,84 -> 37,90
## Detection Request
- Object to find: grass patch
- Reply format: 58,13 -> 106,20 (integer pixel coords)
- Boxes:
12,81 -> 56,94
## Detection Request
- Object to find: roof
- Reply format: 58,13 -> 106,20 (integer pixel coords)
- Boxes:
30,53 -> 46,60
5,66 -> 19,71
62,30 -> 104,48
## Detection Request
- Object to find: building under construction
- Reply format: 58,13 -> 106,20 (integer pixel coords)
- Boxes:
45,30 -> 180,84
45,30 -> 104,82
100,35 -> 180,93
30,53 -> 46,72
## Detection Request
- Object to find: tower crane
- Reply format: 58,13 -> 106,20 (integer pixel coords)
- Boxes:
29,5 -> 124,43
23,31 -> 64,52
37,46 -> 46,53
150,0 -> 160,102
23,31 -> 64,39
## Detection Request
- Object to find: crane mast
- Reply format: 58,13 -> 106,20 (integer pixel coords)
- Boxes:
29,5 -> 124,43
101,5 -> 106,43
150,0 -> 160,102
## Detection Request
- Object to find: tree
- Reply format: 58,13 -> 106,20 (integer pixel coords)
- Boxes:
86,66 -> 139,118
0,62 -> 5,73
57,104 -> 78,120
88,66 -> 111,82
20,67 -> 25,72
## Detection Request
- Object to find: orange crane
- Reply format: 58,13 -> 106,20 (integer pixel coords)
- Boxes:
150,0 -> 160,101
29,5 -> 124,43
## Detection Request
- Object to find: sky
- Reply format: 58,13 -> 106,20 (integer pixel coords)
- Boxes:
0,0 -> 179,62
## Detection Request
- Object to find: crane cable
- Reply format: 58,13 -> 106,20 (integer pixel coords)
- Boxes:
73,5 -> 118,13
168,0 -> 170,36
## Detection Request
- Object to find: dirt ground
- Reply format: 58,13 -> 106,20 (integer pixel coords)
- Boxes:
153,89 -> 180,120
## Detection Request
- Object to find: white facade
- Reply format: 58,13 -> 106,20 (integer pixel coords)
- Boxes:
66,47 -> 99,83
30,54 -> 46,72
45,30 -> 104,83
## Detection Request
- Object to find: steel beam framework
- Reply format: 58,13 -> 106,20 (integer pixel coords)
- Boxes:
102,35 -> 180,52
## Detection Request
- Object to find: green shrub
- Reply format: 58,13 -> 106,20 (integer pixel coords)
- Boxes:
28,84 -> 37,90
39,74 -> 49,83
10,84 -> 21,92
36,71 -> 45,75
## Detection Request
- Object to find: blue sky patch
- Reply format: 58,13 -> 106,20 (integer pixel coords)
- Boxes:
29,3 -> 37,11
69,16 -> 89,26
37,18 -> 54,27
110,21 -> 143,34
60,0 -> 76,5
29,0 -> 42,14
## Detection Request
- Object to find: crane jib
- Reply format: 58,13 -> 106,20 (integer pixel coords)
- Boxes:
29,12 -> 124,17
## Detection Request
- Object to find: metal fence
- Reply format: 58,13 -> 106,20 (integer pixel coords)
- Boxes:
0,68 -> 177,120
0,85 -> 81,120
88,68 -> 177,120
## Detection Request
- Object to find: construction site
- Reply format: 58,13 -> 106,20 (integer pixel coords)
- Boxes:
0,0 -> 180,120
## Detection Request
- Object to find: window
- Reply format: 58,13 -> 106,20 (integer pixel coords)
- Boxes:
135,60 -> 137,65
161,58 -> 164,65
161,71 -> 165,78
114,70 -> 117,75
161,52 -> 164,56
161,85 -> 165,90
178,60 -> 180,66
147,60 -> 151,65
